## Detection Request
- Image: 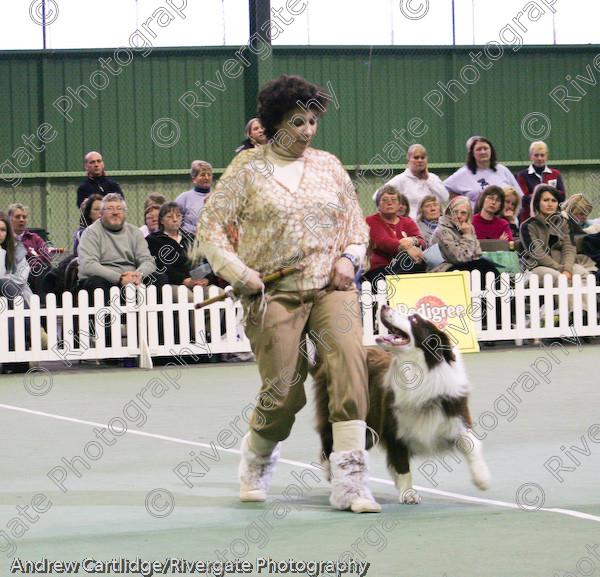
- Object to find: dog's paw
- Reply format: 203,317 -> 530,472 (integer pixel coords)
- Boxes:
471,462 -> 491,490
400,489 -> 422,504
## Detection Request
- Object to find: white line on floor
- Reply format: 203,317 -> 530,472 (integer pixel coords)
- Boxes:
2,402 -> 598,523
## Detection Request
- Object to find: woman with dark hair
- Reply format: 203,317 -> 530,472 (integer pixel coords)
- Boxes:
363,185 -> 426,285
196,75 -> 379,513
73,193 -> 102,254
520,185 -> 588,311
235,118 -> 268,153
0,211 -> 32,374
472,185 -> 513,241
444,137 -> 521,206
147,201 -> 215,298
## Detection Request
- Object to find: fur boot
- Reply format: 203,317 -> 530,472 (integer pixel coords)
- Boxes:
238,433 -> 281,502
329,449 -> 381,513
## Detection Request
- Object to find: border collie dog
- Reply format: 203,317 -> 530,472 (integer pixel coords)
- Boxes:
312,305 -> 491,504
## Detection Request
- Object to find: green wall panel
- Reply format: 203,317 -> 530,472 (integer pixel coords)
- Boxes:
1,45 -> 599,179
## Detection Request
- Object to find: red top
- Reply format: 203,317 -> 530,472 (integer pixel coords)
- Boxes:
472,214 -> 514,241
366,213 -> 425,270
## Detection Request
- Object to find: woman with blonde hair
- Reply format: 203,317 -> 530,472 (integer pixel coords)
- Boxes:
235,118 -> 268,153
560,194 -> 599,273
376,144 -> 448,219
517,140 -> 565,222
0,211 -> 32,374
430,196 -> 499,278
501,186 -> 521,239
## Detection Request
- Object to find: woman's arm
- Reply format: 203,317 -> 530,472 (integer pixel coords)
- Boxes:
401,217 -> 426,249
519,219 -> 563,271
195,152 -> 264,292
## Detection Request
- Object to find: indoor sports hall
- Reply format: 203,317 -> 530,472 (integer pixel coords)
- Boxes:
1,1 -> 600,576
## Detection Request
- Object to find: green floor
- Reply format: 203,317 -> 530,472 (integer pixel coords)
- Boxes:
1,342 -> 599,577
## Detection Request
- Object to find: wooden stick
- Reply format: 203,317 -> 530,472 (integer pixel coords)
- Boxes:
194,265 -> 302,309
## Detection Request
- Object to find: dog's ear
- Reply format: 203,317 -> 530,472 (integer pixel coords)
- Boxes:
415,319 -> 456,368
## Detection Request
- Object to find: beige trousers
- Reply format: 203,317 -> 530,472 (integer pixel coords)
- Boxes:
244,288 -> 368,442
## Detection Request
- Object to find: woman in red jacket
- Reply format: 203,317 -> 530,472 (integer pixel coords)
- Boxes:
363,185 -> 426,285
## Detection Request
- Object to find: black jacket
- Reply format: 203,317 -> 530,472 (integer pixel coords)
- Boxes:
77,175 -> 124,207
146,230 -> 194,285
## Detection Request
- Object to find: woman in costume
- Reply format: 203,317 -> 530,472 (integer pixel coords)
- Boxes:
196,75 -> 379,513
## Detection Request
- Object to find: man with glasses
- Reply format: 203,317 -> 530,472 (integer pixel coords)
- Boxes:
78,193 -> 167,296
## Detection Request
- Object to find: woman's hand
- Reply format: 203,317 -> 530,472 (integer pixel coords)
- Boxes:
241,268 -> 265,294
406,245 -> 424,263
398,237 -> 414,250
459,222 -> 472,235
562,270 -> 573,283
183,278 -> 209,289
332,257 -> 356,290
499,232 -> 510,241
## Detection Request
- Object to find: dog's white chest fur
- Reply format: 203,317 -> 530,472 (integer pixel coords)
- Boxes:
384,346 -> 471,456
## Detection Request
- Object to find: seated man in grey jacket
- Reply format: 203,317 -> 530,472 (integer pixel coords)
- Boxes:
78,193 -> 168,298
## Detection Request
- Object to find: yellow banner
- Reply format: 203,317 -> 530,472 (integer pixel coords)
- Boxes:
386,271 -> 480,353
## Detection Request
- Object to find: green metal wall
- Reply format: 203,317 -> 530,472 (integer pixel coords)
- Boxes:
271,46 -> 600,166
1,45 -> 599,176
1,44 -> 600,250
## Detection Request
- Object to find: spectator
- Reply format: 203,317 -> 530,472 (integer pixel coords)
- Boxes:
8,203 -> 53,298
76,151 -> 124,208
176,160 -> 213,235
561,194 -> 600,235
473,186 -> 513,241
363,185 -> 426,285
430,196 -> 500,278
560,194 -> 598,274
140,204 -> 161,238
394,189 -> 410,217
0,211 -> 32,374
144,194 -> 168,210
517,141 -> 565,222
77,193 -> 167,298
147,201 -> 217,300
73,194 -> 102,255
236,118 -> 268,153
520,184 -> 589,316
415,195 -> 442,247
376,144 -> 448,219
0,211 -> 31,303
501,186 -> 521,240
444,137 -> 521,206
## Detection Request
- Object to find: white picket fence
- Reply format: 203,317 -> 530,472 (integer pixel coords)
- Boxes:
0,271 -> 598,368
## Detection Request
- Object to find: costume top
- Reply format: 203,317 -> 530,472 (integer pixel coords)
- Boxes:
195,146 -> 369,292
